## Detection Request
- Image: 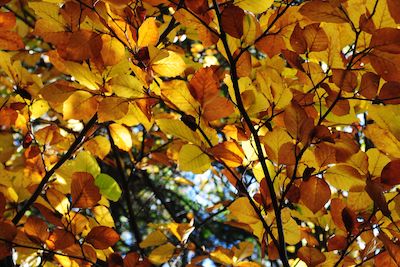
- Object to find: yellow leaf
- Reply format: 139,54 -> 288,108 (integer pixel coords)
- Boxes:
92,206 -> 115,228
160,80 -> 200,117
364,124 -> 400,158
234,0 -> 273,14
178,144 -> 210,174
62,91 -> 98,121
149,46 -> 186,77
108,75 -> 145,98
137,18 -> 159,48
83,136 -> 111,160
324,164 -> 365,191
210,247 -> 233,265
115,102 -> 153,130
101,35 -> 126,66
109,123 -> 132,152
65,61 -> 100,90
232,241 -> 254,262
156,119 -> 202,145
167,222 -> 194,243
30,100 -> 49,119
367,148 -> 391,177
148,243 -> 175,265
139,230 -> 167,248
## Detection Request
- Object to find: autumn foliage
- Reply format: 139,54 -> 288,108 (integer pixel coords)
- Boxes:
1,0 -> 400,266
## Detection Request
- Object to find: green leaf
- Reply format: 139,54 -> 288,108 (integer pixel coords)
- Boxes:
95,173 -> 122,202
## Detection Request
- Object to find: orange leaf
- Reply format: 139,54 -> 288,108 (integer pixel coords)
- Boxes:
86,226 -> 120,249
300,176 -> 331,213
0,30 -> 24,50
209,141 -> 245,167
24,216 -> 49,244
71,172 -> 101,208
297,246 -> 326,266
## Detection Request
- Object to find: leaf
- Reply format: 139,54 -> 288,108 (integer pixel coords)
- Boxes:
233,0 -> 273,14
379,232 -> 400,265
137,18 -> 159,48
86,226 -> 119,249
24,216 -> 49,244
148,243 -> 175,265
83,136 -> 111,160
47,229 -> 75,250
95,173 -> 122,202
381,160 -> 400,186
365,179 -> 391,217
299,0 -> 347,23
98,97 -> 129,123
101,35 -> 126,66
109,123 -> 132,152
221,5 -> 244,39
156,119 -> 202,145
0,31 -> 24,50
378,81 -> 400,104
300,176 -> 331,213
209,140 -> 245,167
108,75 -> 145,98
371,28 -> 400,54
324,164 -> 365,191
63,91 -> 98,121
0,221 -> 17,242
139,230 -> 168,248
178,144 -> 210,174
71,172 -> 101,208
64,61 -> 100,90
149,47 -> 185,77
297,246 -> 326,267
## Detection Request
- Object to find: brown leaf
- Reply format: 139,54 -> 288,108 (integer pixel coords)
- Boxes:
71,172 -> 101,209
299,0 -> 347,23
221,5 -> 244,39
379,232 -> 400,265
371,28 -> 400,54
381,159 -> 400,186
85,226 -> 119,249
300,176 -> 331,213
24,216 -> 49,244
0,221 -> 17,242
378,81 -> 400,104
124,252 -> 151,267
327,235 -> 347,251
369,51 -> 400,82
108,253 -> 124,267
297,246 -> 326,266
331,69 -> 358,92
0,193 -> 5,218
46,229 -> 75,250
375,251 -> 398,267
387,0 -> 400,24
359,72 -> 380,99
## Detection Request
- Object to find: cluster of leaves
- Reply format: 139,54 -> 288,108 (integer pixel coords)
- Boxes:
1,0 -> 400,266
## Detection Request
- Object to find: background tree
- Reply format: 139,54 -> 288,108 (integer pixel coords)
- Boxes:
0,0 -> 400,266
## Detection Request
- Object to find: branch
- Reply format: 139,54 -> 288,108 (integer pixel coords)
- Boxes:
12,114 -> 98,225
211,1 -> 289,265
106,126 -> 143,252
